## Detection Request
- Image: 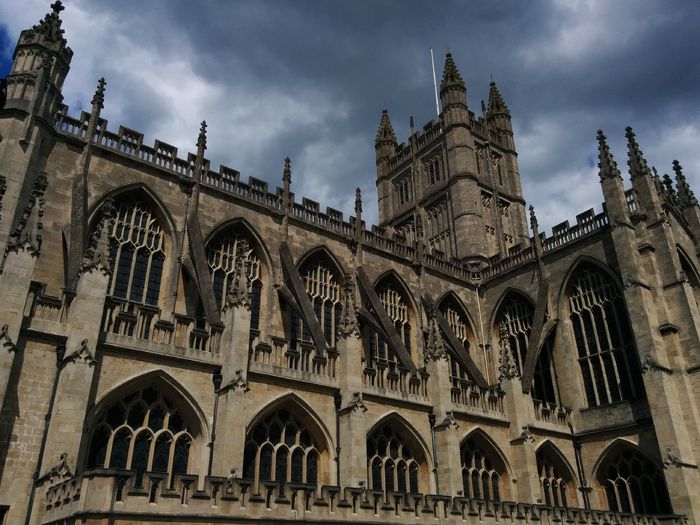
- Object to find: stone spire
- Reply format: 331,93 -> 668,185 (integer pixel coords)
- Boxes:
487,81 -> 510,116
497,322 -> 519,382
91,77 -> 106,110
440,53 -> 465,91
597,130 -> 622,181
626,127 -> 653,180
674,160 -> 697,207
375,109 -> 397,146
424,306 -> 446,363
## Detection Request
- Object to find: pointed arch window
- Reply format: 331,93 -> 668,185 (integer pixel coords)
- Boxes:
598,446 -> 671,514
439,296 -> 480,388
363,283 -> 412,368
536,445 -> 573,508
425,157 -> 441,185
460,435 -> 506,501
291,258 -> 342,349
496,296 -> 559,404
86,386 -> 195,485
242,408 -> 323,487
367,424 -> 422,496
109,200 -> 165,306
568,266 -> 642,407
207,233 -> 262,330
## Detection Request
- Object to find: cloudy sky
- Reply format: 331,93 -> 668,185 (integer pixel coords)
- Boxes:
2,0 -> 699,233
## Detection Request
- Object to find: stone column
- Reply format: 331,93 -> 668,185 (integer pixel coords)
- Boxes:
211,257 -> 252,478
496,324 -> 540,503
336,277 -> 368,487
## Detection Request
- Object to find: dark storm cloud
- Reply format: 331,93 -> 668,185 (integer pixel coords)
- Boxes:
2,0 -> 699,231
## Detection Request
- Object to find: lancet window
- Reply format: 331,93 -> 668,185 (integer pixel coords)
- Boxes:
425,157 -> 441,185
108,200 -> 165,306
568,266 -> 642,407
367,424 -> 421,495
242,408 -> 321,487
460,435 -> 505,502
291,259 -> 342,349
598,447 -> 671,514
395,175 -> 412,206
536,446 -> 571,508
86,387 -> 194,485
207,233 -> 262,330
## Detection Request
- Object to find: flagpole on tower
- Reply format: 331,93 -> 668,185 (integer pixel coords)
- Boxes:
430,48 -> 440,118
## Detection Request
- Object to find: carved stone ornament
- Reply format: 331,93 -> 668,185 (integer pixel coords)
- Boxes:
663,448 -> 683,469
346,392 -> 368,414
225,253 -> 251,311
62,339 -> 97,367
230,369 -> 249,392
424,305 -> 446,363
435,411 -> 459,431
337,277 -> 360,339
0,324 -> 17,354
497,322 -> 519,382
520,425 -> 535,444
82,198 -> 115,275
37,452 -> 73,485
6,171 -> 47,256
641,354 -> 673,375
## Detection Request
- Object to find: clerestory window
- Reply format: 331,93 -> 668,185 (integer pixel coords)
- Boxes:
460,435 -> 505,501
367,424 -> 421,495
108,200 -> 165,306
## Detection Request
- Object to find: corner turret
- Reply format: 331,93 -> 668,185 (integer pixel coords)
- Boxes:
4,1 -> 73,116
375,109 -> 397,224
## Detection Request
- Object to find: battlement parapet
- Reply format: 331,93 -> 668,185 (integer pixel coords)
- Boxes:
43,470 -> 686,525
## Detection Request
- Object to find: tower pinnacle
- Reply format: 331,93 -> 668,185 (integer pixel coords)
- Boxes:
440,53 -> 465,91
674,160 -> 697,207
625,127 -> 652,179
487,81 -> 510,116
597,130 -> 622,181
375,109 -> 397,146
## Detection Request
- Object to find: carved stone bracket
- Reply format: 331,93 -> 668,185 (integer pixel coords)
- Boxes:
342,392 -> 367,415
229,369 -> 249,392
663,448 -> 697,470
434,411 -> 459,431
0,324 -> 17,353
641,354 -> 673,375
62,339 -> 97,367
82,197 -> 115,275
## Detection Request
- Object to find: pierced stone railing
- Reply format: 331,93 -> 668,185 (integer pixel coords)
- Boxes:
251,337 -> 338,381
451,379 -> 506,415
41,470 -> 686,525
363,360 -> 429,398
25,282 -> 73,324
533,399 -> 572,426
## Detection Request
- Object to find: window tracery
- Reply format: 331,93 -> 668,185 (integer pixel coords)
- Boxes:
425,157 -> 441,185
242,408 -> 321,487
86,387 -> 194,485
207,232 -> 262,329
568,266 -> 642,407
291,259 -> 342,349
394,175 -> 412,206
108,200 -> 165,306
536,446 -> 571,508
598,447 -> 671,514
367,424 -> 421,495
460,435 -> 504,501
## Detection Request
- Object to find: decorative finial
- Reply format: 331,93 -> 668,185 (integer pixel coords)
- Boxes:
597,129 -> 622,181
625,126 -> 652,179
196,120 -> 207,151
529,205 -> 539,233
487,80 -> 509,115
441,52 -> 464,89
355,187 -> 362,216
674,160 -> 697,206
51,1 -> 65,14
91,77 -> 106,110
283,157 -> 292,184
375,109 -> 397,145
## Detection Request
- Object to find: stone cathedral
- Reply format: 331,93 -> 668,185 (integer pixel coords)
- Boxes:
1,3 -> 700,524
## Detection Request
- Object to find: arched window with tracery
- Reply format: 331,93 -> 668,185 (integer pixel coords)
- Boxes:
425,156 -> 441,185
568,265 -> 642,407
597,445 -> 671,514
290,257 -> 342,350
86,386 -> 196,486
367,423 -> 424,496
495,295 -> 558,404
536,444 -> 574,508
207,232 -> 262,330
242,407 -> 325,488
460,433 -> 507,502
439,295 -> 481,387
108,199 -> 166,306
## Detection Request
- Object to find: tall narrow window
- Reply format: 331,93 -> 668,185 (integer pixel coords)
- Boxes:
439,296 -> 481,392
109,200 -> 165,305
425,157 -> 441,185
86,386 -> 195,484
367,424 -> 423,495
291,259 -> 342,349
568,266 -> 642,407
207,232 -> 262,326
460,434 -> 506,501
242,408 -> 323,487
598,446 -> 671,514
537,445 -> 573,508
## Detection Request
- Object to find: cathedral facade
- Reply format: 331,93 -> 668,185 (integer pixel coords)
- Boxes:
0,3 -> 699,524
